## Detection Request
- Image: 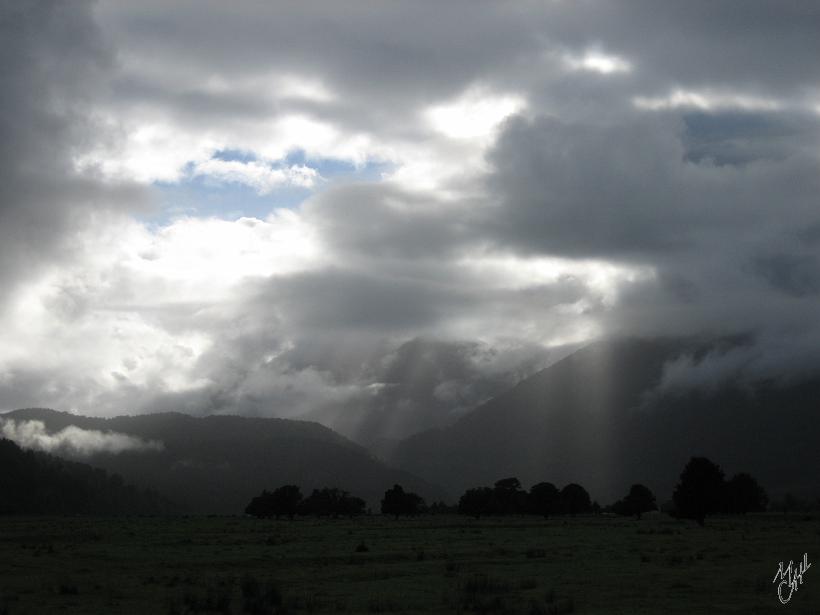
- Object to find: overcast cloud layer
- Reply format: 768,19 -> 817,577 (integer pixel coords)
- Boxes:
2,1 -> 819,442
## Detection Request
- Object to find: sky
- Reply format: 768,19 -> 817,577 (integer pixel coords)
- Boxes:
2,0 -> 820,442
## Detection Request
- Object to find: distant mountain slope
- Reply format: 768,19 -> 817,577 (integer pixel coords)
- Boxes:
389,337 -> 820,504
2,409 -> 442,513
0,438 -> 168,515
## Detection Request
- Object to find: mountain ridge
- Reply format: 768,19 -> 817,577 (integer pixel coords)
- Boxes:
389,336 -> 820,503
2,408 -> 444,513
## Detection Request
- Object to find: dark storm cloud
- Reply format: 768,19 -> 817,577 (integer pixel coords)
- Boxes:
514,1 -> 820,114
302,183 -> 475,261
750,252 -> 820,298
681,112 -> 820,166
0,0 -> 147,297
590,0 -> 820,94
101,257 -> 589,439
97,1 -> 544,125
4,0 -> 820,433
96,1 -> 820,135
253,265 -> 589,337
486,112 -> 820,261
324,337 -> 565,445
484,107 -> 820,387
129,330 -> 561,444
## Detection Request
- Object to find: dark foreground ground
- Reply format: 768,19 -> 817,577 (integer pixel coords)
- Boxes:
0,513 -> 817,614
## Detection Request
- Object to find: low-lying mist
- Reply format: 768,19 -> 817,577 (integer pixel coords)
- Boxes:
0,419 -> 164,457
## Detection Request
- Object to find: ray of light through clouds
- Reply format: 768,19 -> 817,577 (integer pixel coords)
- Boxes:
2,0 -> 820,443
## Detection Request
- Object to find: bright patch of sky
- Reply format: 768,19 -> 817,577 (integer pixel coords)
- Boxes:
149,149 -> 393,222
562,50 -> 632,75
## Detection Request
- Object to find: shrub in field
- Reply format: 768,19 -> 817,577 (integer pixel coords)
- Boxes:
355,540 -> 369,552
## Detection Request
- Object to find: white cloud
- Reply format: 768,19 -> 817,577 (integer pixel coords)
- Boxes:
0,209 -> 323,413
0,419 -> 163,456
74,111 -> 386,186
7,0 -> 820,437
424,87 -> 526,141
190,158 -> 319,193
74,118 -> 221,184
455,254 -> 653,301
563,50 -> 632,75
633,89 -> 783,112
273,74 -> 337,103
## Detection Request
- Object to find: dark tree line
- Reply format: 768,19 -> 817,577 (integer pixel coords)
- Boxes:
0,438 -> 169,516
245,457 -> 769,524
455,458 -> 768,524
458,478 -> 594,519
246,483 -> 430,519
245,485 -> 303,519
245,485 -> 366,518
673,457 -> 768,525
608,458 -> 767,524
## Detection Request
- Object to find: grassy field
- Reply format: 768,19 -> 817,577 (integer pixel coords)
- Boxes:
0,513 -> 817,614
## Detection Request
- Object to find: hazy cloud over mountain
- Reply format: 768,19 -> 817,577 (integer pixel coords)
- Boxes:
0,418 -> 163,457
2,1 -> 819,440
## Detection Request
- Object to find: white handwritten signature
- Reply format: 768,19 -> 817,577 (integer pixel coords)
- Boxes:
773,553 -> 811,605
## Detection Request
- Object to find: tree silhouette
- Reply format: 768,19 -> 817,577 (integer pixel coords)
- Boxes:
245,485 -> 303,519
381,484 -> 425,518
272,484 -> 302,519
493,477 -> 527,514
560,483 -> 591,516
301,487 -> 365,518
245,490 -> 276,518
725,473 -> 768,514
428,500 -> 454,514
458,487 -> 494,519
673,457 -> 725,526
339,492 -> 367,517
528,482 -> 560,518
612,484 -> 657,519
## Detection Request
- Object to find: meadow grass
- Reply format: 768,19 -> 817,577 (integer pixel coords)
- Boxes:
0,513 -> 817,613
